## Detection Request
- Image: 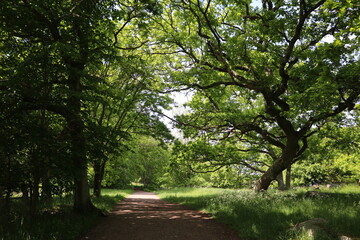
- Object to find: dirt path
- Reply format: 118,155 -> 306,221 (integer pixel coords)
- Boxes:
81,191 -> 241,240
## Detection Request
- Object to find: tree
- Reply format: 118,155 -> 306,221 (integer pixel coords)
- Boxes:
151,0 -> 360,190
0,0 -> 163,213
99,136 -> 171,189
87,59 -> 172,197
128,136 -> 171,189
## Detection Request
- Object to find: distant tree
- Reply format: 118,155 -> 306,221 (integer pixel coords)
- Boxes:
87,62 -> 172,196
293,123 -> 360,185
100,136 -> 171,189
127,136 -> 171,189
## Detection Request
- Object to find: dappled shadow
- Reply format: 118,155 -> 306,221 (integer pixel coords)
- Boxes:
159,191 -> 360,240
81,191 -> 240,240
111,198 -> 213,220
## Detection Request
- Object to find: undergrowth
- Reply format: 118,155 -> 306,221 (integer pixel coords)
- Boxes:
0,189 -> 132,240
158,185 -> 360,240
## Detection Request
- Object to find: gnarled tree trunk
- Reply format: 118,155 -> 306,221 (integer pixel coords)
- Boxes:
254,137 -> 299,191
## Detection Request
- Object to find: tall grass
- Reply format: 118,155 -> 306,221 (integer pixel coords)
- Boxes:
0,189 -> 132,240
158,185 -> 360,240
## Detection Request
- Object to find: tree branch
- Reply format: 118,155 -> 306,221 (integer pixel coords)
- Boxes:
232,123 -> 286,149
277,0 -> 326,97
115,40 -> 149,50
299,92 -> 359,136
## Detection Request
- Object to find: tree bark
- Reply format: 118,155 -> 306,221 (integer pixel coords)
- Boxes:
254,137 -> 299,191
40,111 -> 52,200
0,186 -> 5,214
4,156 -> 11,216
286,167 -> 291,189
67,63 -> 94,213
30,178 -> 40,216
42,169 -> 52,200
254,162 -> 286,191
5,188 -> 11,216
21,184 -> 29,203
68,110 -> 94,213
93,159 -> 104,198
276,171 -> 286,190
73,168 -> 93,214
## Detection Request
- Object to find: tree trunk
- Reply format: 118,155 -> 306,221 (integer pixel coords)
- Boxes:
65,12 -> 99,214
254,138 -> 299,191
40,112 -> 52,200
4,156 -> 11,216
286,167 -> 291,190
69,112 -> 94,214
73,167 -> 93,214
21,184 -> 29,204
42,169 -> 52,200
276,171 -> 286,190
72,157 -> 93,213
5,186 -> 11,217
30,178 -> 40,216
0,186 -> 5,214
254,162 -> 285,191
67,66 -> 94,213
93,159 -> 103,198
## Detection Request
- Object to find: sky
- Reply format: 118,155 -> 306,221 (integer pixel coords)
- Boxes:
162,91 -> 193,139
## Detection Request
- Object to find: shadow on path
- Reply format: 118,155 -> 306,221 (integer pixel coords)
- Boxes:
81,191 -> 241,240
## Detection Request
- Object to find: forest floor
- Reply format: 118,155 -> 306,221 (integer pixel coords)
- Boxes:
81,190 -> 241,240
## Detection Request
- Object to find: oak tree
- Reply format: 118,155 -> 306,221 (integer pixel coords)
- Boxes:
152,0 -> 360,190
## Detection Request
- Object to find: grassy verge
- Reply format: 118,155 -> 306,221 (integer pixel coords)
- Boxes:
0,189 -> 133,240
157,185 -> 360,240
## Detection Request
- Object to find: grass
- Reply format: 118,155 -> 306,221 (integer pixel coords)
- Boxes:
157,185 -> 360,240
0,189 -> 133,240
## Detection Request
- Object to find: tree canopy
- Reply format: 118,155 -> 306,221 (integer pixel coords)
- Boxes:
0,0 -> 168,213
0,0 -> 359,217
147,0 -> 360,190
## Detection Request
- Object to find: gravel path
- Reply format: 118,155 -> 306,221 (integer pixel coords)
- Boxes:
81,191 -> 241,240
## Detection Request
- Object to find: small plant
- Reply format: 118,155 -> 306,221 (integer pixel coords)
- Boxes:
0,189 -> 132,240
158,185 -> 360,240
